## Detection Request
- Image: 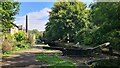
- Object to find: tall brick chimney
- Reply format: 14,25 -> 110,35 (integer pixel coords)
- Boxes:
26,15 -> 28,37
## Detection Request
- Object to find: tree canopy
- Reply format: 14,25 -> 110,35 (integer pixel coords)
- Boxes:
44,1 -> 120,50
0,1 -> 20,33
89,2 -> 120,49
29,29 -> 43,39
44,1 -> 90,42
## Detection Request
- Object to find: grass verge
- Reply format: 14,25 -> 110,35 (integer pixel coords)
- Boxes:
35,54 -> 76,68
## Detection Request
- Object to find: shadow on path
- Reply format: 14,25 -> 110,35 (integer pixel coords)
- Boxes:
1,45 -> 62,68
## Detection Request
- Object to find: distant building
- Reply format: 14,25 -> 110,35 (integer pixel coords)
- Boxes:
8,25 -> 26,35
8,15 -> 28,35
9,27 -> 18,35
18,25 -> 23,30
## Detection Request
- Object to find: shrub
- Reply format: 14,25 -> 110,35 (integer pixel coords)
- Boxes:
28,33 -> 35,45
6,34 -> 14,46
16,42 -> 24,48
6,34 -> 13,41
14,31 -> 26,42
14,31 -> 30,49
15,41 -> 30,49
2,38 -> 12,53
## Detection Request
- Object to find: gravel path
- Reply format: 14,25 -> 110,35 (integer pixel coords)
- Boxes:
1,45 -> 62,68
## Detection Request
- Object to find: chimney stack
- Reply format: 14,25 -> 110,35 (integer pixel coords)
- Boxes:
26,15 -> 28,37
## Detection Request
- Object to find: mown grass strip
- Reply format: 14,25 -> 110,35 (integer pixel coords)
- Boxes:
35,54 -> 76,68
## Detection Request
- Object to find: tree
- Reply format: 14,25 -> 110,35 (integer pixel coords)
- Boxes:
0,1 -> 20,33
14,31 -> 26,42
44,1 -> 90,42
88,2 -> 120,49
73,2 -> 120,49
29,29 -> 43,44
29,29 -> 43,39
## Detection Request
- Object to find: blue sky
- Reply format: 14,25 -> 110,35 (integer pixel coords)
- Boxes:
16,2 -> 54,16
15,1 -> 93,31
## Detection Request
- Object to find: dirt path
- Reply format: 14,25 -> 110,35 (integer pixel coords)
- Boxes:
1,44 -> 115,68
1,45 -> 62,68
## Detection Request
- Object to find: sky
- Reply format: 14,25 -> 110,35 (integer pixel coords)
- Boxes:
14,2 -> 54,31
14,0 -> 93,31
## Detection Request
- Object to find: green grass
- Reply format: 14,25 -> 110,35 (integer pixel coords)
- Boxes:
35,54 -> 76,68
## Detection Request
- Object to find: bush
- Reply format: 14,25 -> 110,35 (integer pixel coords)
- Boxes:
28,33 -> 35,45
2,38 -> 12,53
14,31 -> 30,49
2,34 -> 14,53
14,31 -> 26,42
15,41 -> 30,49
6,34 -> 13,42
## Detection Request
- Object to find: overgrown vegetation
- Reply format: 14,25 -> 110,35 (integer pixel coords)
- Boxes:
44,2 -> 89,42
1,0 -> 120,67
43,1 -> 120,67
0,1 -> 32,55
2,31 -> 31,55
35,54 -> 75,68
0,1 -> 20,33
81,2 -> 120,50
44,1 -> 120,50
29,29 -> 43,44
14,31 -> 26,42
90,59 -> 120,68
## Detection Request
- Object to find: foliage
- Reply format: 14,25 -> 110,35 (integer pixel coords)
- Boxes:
29,29 -> 43,39
0,0 -> 21,53
6,33 -> 14,43
29,29 -> 43,44
14,31 -> 31,48
2,38 -> 12,53
2,33 -> 30,54
6,33 -> 13,40
36,54 -> 75,68
15,41 -> 30,49
2,38 -> 30,55
0,1 -> 20,33
90,59 -> 120,68
2,34 -> 13,53
44,1 -> 120,50
44,1 -> 90,42
2,33 -> 14,53
28,33 -> 36,45
89,2 -> 120,49
3,42 -> 30,56
14,31 -> 26,42
74,2 -> 120,50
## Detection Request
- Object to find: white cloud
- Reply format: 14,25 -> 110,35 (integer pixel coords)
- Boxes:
80,0 -> 93,2
14,8 -> 51,31
14,0 -> 93,2
28,8 -> 51,20
14,0 -> 57,2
